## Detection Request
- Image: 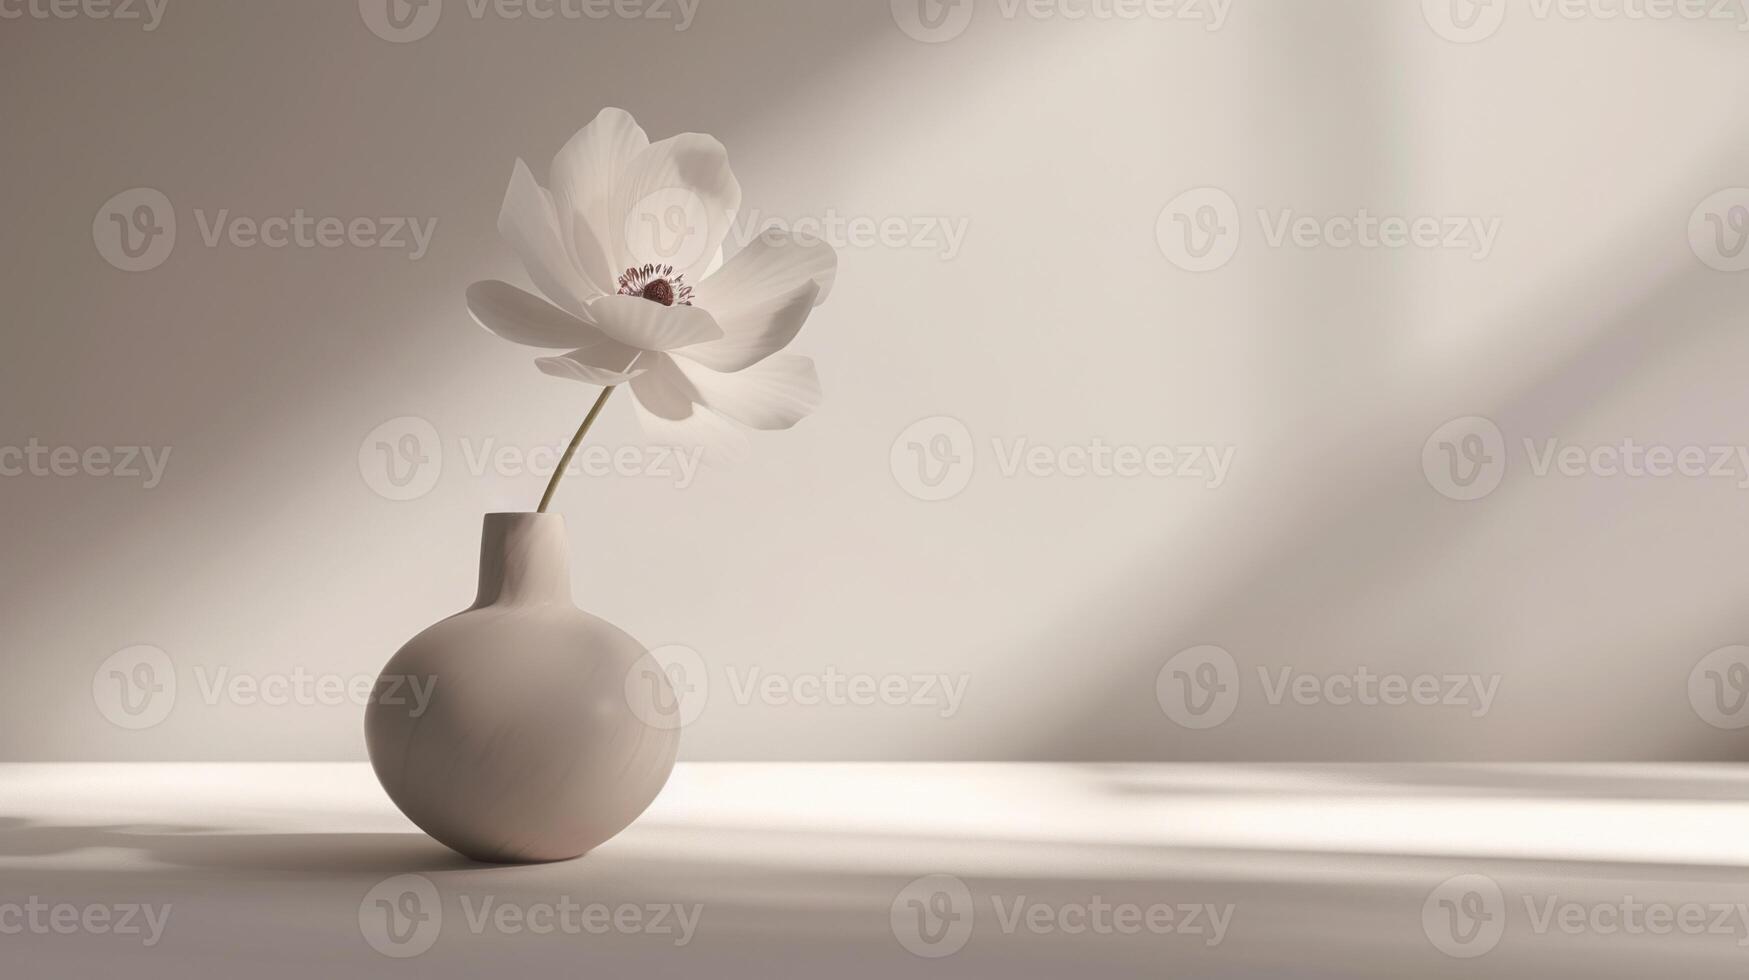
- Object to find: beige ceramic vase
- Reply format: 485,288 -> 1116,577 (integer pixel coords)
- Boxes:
365,512 -> 679,863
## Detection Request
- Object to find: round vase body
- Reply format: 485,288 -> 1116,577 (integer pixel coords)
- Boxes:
365,513 -> 679,863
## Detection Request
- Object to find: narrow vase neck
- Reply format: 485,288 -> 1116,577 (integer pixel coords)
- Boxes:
473,513 -> 573,607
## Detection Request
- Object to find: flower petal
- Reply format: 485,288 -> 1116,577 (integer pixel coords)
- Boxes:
674,279 -> 820,372
557,214 -> 617,304
630,395 -> 750,467
587,294 -> 724,351
694,228 -> 838,313
549,107 -> 648,291
672,354 -> 821,431
498,159 -> 599,318
466,280 -> 601,349
535,346 -> 647,386
627,353 -> 697,420
612,134 -> 742,286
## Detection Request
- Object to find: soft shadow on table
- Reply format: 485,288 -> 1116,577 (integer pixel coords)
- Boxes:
0,817 -> 478,874
5,814 -> 1749,977
1094,764 -> 1749,802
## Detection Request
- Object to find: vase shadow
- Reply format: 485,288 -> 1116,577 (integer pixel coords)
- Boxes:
0,817 -> 484,875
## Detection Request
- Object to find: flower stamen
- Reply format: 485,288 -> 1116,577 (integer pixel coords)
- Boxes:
617,264 -> 693,307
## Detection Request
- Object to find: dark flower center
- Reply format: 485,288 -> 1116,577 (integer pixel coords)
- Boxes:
617,263 -> 693,307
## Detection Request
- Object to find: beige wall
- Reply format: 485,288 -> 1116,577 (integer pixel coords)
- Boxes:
5,0 -> 1749,759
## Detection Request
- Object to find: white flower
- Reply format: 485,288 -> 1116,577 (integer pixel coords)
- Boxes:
466,108 -> 837,460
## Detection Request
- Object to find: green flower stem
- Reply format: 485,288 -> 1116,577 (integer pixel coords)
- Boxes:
536,385 -> 617,514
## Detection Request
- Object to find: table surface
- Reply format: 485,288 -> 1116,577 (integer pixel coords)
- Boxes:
3,762 -> 1749,977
